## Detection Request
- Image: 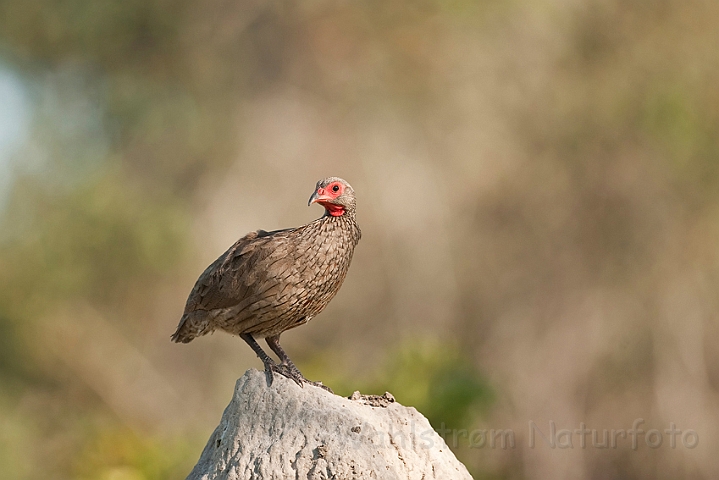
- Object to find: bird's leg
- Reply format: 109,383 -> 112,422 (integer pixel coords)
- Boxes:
241,333 -> 303,388
266,335 -> 333,393
240,333 -> 286,387
265,334 -> 300,371
262,334 -> 305,388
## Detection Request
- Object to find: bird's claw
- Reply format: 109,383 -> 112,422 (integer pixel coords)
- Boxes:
285,364 -> 333,393
263,363 -> 333,393
266,363 -> 305,388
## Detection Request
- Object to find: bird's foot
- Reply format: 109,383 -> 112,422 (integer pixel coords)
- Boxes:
283,363 -> 333,393
265,363 -> 333,393
265,362 -> 305,388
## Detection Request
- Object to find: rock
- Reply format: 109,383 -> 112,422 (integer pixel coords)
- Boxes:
186,369 -> 473,480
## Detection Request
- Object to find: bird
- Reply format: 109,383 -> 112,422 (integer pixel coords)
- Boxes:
171,177 -> 361,392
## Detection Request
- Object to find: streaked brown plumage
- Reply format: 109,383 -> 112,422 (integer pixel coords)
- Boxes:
171,177 -> 360,391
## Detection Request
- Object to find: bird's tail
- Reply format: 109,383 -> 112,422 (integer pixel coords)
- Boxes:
170,314 -> 194,343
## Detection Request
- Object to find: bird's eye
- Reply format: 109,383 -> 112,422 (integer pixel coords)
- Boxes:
332,184 -> 340,193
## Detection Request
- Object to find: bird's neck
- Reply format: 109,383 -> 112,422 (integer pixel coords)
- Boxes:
316,209 -> 361,243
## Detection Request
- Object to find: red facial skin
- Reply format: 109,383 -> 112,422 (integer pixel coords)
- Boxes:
312,182 -> 345,216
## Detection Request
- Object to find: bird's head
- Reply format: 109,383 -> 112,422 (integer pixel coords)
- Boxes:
308,177 -> 356,217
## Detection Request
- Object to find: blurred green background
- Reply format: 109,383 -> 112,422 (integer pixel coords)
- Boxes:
1,0 -> 718,478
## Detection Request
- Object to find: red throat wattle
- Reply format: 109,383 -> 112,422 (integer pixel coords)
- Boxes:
318,201 -> 345,216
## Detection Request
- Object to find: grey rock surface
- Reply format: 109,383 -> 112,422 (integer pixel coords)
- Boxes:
186,369 -> 473,480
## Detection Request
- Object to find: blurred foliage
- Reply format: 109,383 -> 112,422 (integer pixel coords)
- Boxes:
373,340 -> 494,430
322,339 -> 495,430
71,427 -> 197,480
0,0 -> 718,478
2,169 -> 188,305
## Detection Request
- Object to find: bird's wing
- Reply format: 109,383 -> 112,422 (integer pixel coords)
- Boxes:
182,228 -> 299,314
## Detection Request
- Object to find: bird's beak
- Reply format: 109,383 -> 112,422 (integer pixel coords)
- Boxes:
308,188 -> 329,206
308,191 -> 319,206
